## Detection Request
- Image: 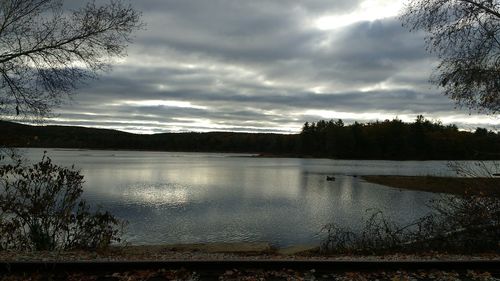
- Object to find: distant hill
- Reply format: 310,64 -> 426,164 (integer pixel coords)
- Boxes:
0,121 -> 295,154
1,119 -> 499,160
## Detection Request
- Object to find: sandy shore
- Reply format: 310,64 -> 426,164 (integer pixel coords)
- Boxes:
362,175 -> 500,195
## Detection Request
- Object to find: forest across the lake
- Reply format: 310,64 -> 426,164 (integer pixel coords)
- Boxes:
2,116 -> 499,160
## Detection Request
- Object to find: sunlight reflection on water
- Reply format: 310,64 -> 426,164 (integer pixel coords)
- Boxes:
123,183 -> 191,207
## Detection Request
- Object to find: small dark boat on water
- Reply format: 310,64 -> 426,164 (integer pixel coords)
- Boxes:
326,176 -> 336,181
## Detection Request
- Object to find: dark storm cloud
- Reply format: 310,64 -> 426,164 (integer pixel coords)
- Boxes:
50,1 -> 497,133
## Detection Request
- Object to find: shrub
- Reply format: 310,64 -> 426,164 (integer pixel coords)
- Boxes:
321,161 -> 500,254
0,153 -> 124,251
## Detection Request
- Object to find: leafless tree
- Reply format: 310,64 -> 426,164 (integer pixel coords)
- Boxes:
0,0 -> 142,118
401,0 -> 500,113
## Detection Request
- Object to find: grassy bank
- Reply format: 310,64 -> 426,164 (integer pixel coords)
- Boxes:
362,175 -> 500,195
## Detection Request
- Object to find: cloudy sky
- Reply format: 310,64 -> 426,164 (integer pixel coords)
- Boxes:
53,0 -> 500,134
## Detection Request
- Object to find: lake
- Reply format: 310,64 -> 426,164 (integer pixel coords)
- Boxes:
20,148 -> 466,247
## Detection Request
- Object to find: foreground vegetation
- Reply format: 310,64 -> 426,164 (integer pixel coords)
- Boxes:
321,192 -> 500,255
0,154 -> 124,251
1,115 -> 500,160
322,162 -> 500,255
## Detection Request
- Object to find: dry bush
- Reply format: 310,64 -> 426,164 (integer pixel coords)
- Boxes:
0,153 -> 125,251
321,161 -> 500,254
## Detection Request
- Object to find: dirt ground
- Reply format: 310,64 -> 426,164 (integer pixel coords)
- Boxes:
1,244 -> 499,280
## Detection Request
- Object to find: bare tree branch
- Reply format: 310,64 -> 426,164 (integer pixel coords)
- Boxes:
460,0 -> 500,18
0,0 -> 143,119
401,0 -> 500,113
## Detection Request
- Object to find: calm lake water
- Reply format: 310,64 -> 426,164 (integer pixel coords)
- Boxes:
21,148 -> 468,247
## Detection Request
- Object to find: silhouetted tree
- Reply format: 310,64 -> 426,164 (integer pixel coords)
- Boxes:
401,0 -> 500,113
296,116 -> 499,160
0,0 -> 143,118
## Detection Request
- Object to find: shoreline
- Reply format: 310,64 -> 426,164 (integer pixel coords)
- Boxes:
362,175 -> 500,195
13,147 -> 500,161
11,146 -> 500,162
0,243 -> 321,262
1,242 -> 498,262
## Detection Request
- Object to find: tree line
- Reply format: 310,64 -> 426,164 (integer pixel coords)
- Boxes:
298,115 -> 499,160
2,115 -> 499,160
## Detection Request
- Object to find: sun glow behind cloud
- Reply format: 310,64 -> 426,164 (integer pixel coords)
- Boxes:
315,0 -> 403,30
